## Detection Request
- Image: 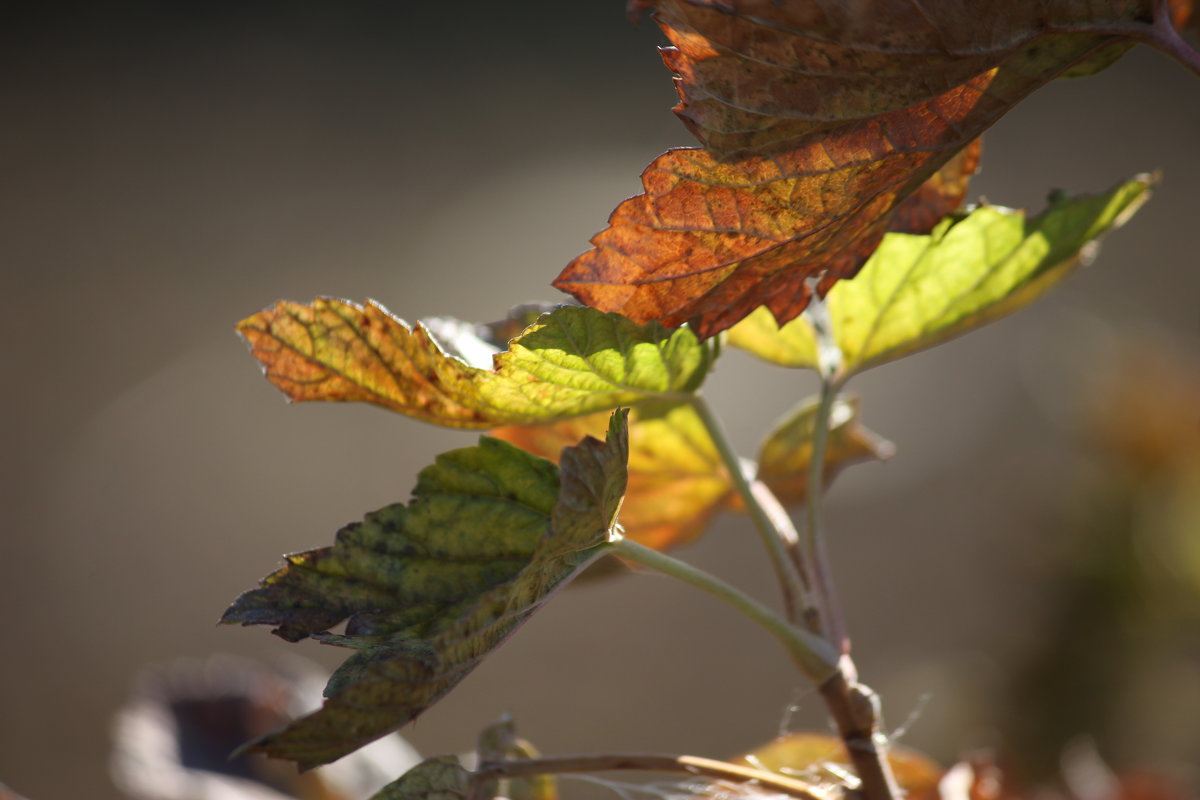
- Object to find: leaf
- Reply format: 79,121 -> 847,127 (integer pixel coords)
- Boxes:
371,756 -> 470,800
221,411 -> 629,768
239,300 -> 713,428
731,733 -> 942,800
553,2 -> 1191,339
476,716 -> 557,800
727,176 -> 1154,378
757,396 -> 893,507
492,401 -> 733,551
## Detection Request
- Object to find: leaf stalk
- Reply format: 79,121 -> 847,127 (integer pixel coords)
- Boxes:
689,392 -> 810,625
612,537 -> 838,684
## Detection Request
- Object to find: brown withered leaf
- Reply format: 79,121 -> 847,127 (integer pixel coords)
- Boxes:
493,401 -> 733,551
555,1 -> 1193,339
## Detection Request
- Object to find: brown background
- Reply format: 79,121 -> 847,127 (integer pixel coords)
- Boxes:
2,4 -> 1199,798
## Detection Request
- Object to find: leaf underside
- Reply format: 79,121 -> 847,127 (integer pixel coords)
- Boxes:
554,0 -> 1177,338
222,412 -> 629,769
727,175 -> 1154,377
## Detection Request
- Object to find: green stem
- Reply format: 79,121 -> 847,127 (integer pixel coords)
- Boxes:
802,294 -> 848,650
804,377 -> 847,651
613,537 -> 838,684
689,393 -> 809,625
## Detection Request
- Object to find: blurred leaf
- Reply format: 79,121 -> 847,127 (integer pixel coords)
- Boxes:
493,401 -> 733,551
554,2 -> 1189,338
476,717 -> 556,800
371,756 -> 469,800
733,733 -> 942,800
222,412 -> 629,768
727,176 -> 1154,377
239,300 -> 712,428
757,397 -> 893,507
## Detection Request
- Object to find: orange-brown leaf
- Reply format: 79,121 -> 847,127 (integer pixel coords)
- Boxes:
554,0 -> 1186,339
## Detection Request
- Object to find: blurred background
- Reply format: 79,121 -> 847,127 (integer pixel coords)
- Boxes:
2,3 -> 1198,798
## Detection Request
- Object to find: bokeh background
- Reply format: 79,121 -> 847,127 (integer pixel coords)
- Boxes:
3,4 -> 1199,798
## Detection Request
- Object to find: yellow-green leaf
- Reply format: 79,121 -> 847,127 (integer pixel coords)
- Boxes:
222,411 -> 629,768
476,716 -> 556,800
239,300 -> 713,428
371,756 -> 469,800
757,397 -> 893,507
492,401 -> 733,552
727,176 -> 1154,379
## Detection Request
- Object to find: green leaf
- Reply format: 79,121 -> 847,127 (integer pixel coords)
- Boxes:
222,411 -> 630,768
757,397 -> 893,507
371,756 -> 470,800
726,176 -> 1154,379
239,300 -> 713,428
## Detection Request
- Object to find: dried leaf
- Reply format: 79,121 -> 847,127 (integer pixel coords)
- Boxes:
732,733 -> 942,800
757,397 -> 893,507
239,301 -> 713,428
371,756 -> 469,800
493,401 -> 733,551
222,412 -> 629,768
727,176 -> 1153,378
554,2 -> 1189,338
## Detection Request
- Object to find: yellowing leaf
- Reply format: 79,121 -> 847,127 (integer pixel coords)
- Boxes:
553,2 -> 1193,339
732,733 -> 942,800
239,301 -> 713,428
492,401 -> 733,552
727,176 -> 1154,378
757,397 -> 893,507
222,412 -> 629,768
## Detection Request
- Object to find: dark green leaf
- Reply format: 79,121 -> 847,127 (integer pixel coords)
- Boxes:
222,412 -> 629,768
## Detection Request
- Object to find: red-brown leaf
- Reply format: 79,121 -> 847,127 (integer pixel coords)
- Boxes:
554,0 -> 1190,339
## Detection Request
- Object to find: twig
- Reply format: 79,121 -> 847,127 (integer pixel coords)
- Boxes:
818,667 -> 902,800
473,753 -> 837,800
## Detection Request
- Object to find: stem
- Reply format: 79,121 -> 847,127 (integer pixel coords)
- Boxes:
1149,5 -> 1200,78
801,295 -> 848,652
803,377 -> 848,652
613,537 -> 837,684
473,753 -> 835,800
800,293 -> 900,800
819,667 -> 903,800
690,393 -> 809,625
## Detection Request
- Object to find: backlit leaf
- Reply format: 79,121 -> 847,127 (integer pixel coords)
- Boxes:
732,733 -> 942,800
554,2 -> 1193,338
727,176 -> 1153,378
758,397 -> 893,507
221,411 -> 629,768
492,401 -> 733,551
239,300 -> 712,428
371,756 -> 469,800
